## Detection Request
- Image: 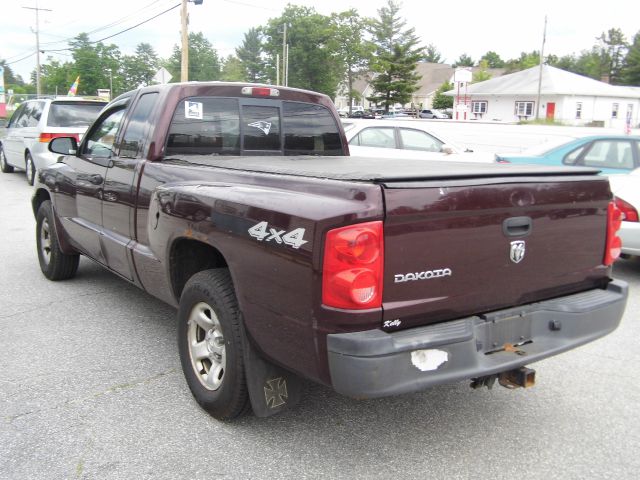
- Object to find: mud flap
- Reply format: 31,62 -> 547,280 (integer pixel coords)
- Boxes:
243,337 -> 302,418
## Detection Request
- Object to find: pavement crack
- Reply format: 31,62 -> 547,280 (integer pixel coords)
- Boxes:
4,368 -> 178,424
0,290 -> 112,320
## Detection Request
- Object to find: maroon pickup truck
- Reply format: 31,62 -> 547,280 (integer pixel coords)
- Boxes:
32,82 -> 628,420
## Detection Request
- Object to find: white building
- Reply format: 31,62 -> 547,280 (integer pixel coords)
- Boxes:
446,65 -> 640,128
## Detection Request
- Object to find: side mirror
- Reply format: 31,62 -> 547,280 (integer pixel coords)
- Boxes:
441,144 -> 456,155
49,136 -> 78,155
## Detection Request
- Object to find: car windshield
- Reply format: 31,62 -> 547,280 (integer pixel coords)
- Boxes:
47,102 -> 106,128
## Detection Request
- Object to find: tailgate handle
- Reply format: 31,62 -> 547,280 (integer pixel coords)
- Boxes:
503,216 -> 532,237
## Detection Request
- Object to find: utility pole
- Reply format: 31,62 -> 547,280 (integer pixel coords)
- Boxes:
180,0 -> 204,82
535,15 -> 547,121
23,1 -> 52,97
282,23 -> 287,86
180,0 -> 189,82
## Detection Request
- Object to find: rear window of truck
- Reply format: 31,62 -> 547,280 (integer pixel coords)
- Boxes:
165,97 -> 343,156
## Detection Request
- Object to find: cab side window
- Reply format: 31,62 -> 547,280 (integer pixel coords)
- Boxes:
84,109 -> 125,158
120,93 -> 158,158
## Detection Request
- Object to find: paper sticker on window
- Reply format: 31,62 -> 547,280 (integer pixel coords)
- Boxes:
185,101 -> 203,120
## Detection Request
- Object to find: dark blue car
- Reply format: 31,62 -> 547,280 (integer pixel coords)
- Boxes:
496,135 -> 640,174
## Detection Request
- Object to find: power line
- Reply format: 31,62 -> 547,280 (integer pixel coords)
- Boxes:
43,3 -> 181,53
38,0 -> 173,47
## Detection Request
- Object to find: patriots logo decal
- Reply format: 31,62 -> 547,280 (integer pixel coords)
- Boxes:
248,121 -> 272,135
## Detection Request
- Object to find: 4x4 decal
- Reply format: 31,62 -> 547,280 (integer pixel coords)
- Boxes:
248,221 -> 307,249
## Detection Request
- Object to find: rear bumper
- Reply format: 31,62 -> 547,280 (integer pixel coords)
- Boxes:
327,280 -> 628,398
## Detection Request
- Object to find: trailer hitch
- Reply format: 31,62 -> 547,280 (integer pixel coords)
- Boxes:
470,367 -> 536,390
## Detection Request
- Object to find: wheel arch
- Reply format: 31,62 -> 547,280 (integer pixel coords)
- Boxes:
169,237 -> 230,302
32,188 -> 51,218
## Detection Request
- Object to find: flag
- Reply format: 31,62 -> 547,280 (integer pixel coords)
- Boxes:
625,113 -> 632,135
67,76 -> 80,96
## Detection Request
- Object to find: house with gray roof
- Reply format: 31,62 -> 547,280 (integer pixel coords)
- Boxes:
334,62 -> 505,111
445,65 -> 640,128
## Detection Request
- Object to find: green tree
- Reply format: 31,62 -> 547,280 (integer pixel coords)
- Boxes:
236,28 -> 266,83
69,33 -> 122,96
220,55 -> 245,82
423,44 -> 443,63
480,51 -> 504,68
504,51 -> 540,73
121,43 -> 160,90
367,0 -> 424,111
166,32 -> 221,82
37,58 -> 75,95
331,8 -> 374,114
452,53 -> 474,67
621,31 -> 640,85
597,28 -> 628,84
472,59 -> 492,83
261,5 -> 342,97
432,80 -> 453,109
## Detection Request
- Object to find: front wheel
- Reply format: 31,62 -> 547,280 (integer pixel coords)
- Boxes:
36,200 -> 79,280
0,145 -> 14,173
177,269 -> 249,420
25,152 -> 36,185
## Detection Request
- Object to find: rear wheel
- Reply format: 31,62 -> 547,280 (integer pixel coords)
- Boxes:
36,200 -> 79,280
177,269 -> 249,420
25,152 -> 35,185
0,145 -> 14,173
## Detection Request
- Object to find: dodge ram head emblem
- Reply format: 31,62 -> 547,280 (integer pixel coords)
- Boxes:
510,240 -> 526,263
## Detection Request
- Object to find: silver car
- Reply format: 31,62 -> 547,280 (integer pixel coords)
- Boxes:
0,97 -> 106,185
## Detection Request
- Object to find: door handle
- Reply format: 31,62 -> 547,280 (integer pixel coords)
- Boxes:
503,216 -> 532,237
88,174 -> 103,185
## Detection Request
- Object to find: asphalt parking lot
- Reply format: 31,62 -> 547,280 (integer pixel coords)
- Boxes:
1,129 -> 640,479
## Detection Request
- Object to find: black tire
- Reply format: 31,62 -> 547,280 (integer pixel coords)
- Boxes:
0,145 -> 14,173
178,269 -> 249,420
25,152 -> 35,186
36,200 -> 79,280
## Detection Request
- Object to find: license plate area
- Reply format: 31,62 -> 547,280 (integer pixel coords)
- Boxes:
482,312 -> 532,354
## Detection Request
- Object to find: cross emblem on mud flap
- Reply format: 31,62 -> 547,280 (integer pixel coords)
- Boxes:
264,377 -> 288,408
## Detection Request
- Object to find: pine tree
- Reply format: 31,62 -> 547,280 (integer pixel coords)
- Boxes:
236,28 -> 266,83
367,0 -> 423,111
621,31 -> 640,85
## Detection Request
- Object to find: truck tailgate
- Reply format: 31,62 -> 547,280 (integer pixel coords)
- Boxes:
382,175 -> 612,329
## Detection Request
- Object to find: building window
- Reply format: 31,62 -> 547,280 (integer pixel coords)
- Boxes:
515,101 -> 534,117
628,104 -> 634,119
576,102 -> 583,119
612,103 -> 619,119
472,101 -> 487,114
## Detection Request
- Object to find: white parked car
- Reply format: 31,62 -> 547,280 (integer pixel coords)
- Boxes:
342,119 -> 494,162
419,109 -> 449,119
0,97 -> 107,184
608,170 -> 640,257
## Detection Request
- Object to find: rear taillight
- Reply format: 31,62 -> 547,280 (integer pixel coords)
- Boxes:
39,133 -> 80,143
614,196 -> 638,222
604,201 -> 623,266
322,221 -> 384,309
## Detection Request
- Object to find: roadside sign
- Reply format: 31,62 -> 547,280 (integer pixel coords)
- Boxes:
153,67 -> 172,84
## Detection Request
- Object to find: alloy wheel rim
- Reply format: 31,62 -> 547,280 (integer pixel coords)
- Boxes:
187,301 -> 226,391
40,218 -> 52,266
26,157 -> 34,183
